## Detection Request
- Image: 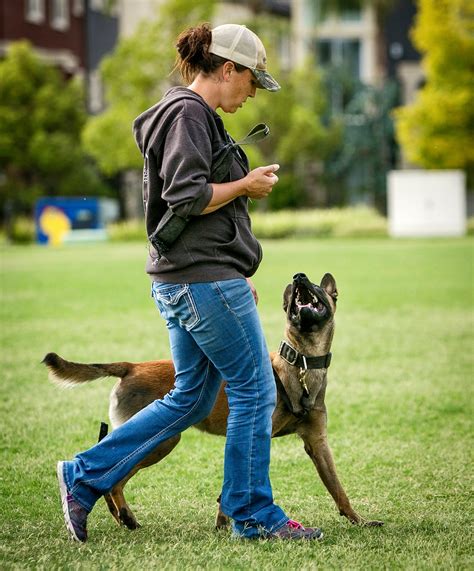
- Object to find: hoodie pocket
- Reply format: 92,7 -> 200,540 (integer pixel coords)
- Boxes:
213,217 -> 262,274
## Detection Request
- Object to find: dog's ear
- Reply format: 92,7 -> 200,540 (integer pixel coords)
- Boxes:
321,273 -> 338,301
283,284 -> 292,312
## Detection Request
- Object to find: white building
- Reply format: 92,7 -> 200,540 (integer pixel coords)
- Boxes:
292,0 -> 380,85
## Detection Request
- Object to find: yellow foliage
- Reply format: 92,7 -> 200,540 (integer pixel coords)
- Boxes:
395,0 -> 474,174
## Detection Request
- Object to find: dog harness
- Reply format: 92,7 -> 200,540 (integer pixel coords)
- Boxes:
274,341 -> 332,418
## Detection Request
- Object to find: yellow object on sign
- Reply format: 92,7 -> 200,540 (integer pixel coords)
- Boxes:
39,206 -> 71,246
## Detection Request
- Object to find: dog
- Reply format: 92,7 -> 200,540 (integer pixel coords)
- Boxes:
43,272 -> 383,530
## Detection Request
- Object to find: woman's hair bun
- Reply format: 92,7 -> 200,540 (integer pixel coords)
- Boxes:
175,23 -> 213,82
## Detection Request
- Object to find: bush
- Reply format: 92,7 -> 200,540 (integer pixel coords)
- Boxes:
251,207 -> 388,239
3,217 -> 36,244
107,219 -> 146,242
467,217 -> 474,235
265,172 -> 306,211
106,207 -> 387,242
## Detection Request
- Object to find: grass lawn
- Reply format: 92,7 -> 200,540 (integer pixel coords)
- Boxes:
1,238 -> 473,569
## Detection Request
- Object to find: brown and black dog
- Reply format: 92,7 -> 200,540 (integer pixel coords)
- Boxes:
44,272 -> 383,530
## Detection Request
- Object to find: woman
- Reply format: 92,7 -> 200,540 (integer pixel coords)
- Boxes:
57,23 -> 322,542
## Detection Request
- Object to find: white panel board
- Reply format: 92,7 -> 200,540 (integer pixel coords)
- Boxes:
388,170 -> 466,237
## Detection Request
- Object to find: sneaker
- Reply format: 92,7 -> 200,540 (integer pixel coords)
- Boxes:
56,461 -> 89,542
267,519 -> 323,541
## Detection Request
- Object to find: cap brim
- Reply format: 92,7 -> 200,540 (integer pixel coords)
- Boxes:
252,69 -> 280,92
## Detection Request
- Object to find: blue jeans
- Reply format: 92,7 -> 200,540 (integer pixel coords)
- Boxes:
62,278 -> 288,538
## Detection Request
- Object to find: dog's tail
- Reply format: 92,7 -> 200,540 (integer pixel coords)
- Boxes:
42,352 -> 131,388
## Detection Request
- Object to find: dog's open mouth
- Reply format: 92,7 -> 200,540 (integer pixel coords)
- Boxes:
294,288 -> 326,315
287,274 -> 330,328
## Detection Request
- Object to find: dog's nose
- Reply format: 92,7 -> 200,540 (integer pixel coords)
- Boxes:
293,273 -> 307,282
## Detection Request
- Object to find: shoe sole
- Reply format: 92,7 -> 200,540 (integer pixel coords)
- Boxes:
273,531 -> 324,541
56,461 -> 83,543
232,530 -> 324,541
270,527 -> 324,541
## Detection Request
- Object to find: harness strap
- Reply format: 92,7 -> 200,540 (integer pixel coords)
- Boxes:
273,369 -> 308,419
278,340 -> 332,369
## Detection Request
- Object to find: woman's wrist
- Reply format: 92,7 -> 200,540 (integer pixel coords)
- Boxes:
201,178 -> 248,214
231,177 -> 249,197
212,178 -> 248,200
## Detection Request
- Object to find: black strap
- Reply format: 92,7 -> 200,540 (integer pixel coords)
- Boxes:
98,421 -> 108,442
278,341 -> 331,369
212,123 -> 269,183
273,369 -> 308,419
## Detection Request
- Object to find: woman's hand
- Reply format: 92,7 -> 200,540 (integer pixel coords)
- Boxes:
243,164 -> 279,200
203,164 -> 279,214
246,278 -> 259,305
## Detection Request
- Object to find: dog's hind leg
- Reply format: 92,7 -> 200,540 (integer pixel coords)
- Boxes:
105,434 -> 182,530
95,423 -> 125,526
103,492 -> 122,526
215,495 -> 229,530
298,409 -> 383,527
108,471 -> 142,530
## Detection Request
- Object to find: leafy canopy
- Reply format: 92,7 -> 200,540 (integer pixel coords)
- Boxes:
394,0 -> 474,176
0,41 -> 107,208
82,0 -> 216,174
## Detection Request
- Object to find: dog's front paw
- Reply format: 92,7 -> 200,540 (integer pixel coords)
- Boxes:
215,514 -> 229,530
119,507 -> 141,530
340,510 -> 383,527
362,519 -> 384,527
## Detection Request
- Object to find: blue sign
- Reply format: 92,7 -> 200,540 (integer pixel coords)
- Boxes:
35,197 -> 118,245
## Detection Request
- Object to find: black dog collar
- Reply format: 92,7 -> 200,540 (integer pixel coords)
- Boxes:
278,340 -> 332,369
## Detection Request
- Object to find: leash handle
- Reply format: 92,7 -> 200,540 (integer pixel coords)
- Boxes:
235,123 -> 270,146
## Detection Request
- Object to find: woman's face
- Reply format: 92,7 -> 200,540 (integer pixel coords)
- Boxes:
220,66 -> 258,113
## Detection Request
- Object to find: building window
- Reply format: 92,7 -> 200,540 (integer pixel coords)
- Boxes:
50,0 -> 70,31
25,0 -> 45,24
72,0 -> 84,17
317,39 -> 361,78
90,0 -> 106,9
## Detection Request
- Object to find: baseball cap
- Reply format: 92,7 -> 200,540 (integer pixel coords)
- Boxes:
209,24 -> 281,92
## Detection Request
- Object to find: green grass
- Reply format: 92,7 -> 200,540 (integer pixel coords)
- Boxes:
1,238 -> 473,570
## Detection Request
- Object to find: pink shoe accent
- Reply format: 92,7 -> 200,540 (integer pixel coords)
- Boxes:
287,519 -> 305,530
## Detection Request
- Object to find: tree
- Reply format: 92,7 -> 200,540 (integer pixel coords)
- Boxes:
394,0 -> 474,179
82,0 -> 217,175
0,41 -> 109,224
326,80 -> 398,208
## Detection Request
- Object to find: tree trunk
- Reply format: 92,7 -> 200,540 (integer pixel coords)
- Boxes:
121,170 -> 143,220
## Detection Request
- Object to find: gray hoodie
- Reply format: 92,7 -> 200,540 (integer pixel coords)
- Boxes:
133,87 -> 262,283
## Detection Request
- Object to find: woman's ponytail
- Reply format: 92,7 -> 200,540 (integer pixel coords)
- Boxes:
175,23 -> 213,84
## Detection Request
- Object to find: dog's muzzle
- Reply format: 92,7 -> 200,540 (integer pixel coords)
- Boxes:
288,273 -> 330,328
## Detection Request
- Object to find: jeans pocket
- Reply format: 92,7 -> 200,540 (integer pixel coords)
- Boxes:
151,282 -> 200,331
